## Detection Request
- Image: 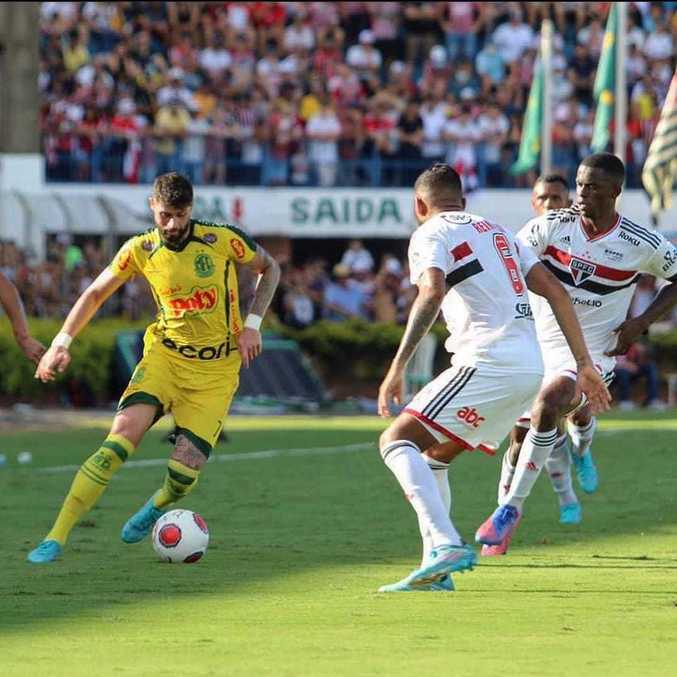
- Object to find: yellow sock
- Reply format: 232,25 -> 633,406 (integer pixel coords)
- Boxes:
152,459 -> 200,509
46,434 -> 135,545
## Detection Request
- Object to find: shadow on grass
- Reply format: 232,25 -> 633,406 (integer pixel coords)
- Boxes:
1,416 -> 676,631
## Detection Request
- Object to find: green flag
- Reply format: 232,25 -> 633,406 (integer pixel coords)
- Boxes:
591,3 -> 618,152
510,61 -> 544,175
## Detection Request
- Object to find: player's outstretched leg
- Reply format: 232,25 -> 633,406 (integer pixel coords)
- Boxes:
28,434 -> 135,563
121,458 -> 200,543
122,433 -> 207,543
568,416 -> 598,494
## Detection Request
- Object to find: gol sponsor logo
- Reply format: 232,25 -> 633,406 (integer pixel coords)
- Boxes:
456,406 -> 485,428
165,286 -> 218,316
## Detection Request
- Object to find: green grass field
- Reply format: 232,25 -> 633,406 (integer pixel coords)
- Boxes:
1,412 -> 676,676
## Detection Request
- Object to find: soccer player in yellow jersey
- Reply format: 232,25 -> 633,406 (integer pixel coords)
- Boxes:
27,172 -> 280,563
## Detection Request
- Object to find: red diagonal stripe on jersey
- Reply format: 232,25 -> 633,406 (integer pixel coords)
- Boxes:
544,246 -> 637,281
451,242 -> 473,262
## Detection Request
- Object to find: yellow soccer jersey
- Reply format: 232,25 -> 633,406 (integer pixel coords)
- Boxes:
110,219 -> 257,354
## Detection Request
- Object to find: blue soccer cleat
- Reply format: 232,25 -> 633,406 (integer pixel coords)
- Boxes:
27,539 -> 62,564
378,572 -> 456,593
476,504 -> 521,546
559,502 -> 582,525
121,498 -> 165,543
403,544 -> 476,588
571,450 -> 598,494
430,574 -> 455,592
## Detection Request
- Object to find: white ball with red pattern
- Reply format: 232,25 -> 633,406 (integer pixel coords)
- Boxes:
151,509 -> 209,563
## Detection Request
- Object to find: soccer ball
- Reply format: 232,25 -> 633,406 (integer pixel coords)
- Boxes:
151,509 -> 209,563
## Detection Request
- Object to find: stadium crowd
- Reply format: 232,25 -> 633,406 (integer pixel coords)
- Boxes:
2,232 -> 672,407
40,1 -> 675,189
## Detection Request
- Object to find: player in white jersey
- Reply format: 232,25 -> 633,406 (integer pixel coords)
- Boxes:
482,174 -> 596,558
476,153 -> 677,551
376,164 -> 610,592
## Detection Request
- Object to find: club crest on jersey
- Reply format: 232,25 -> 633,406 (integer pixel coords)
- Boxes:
194,253 -> 215,278
569,257 -> 596,285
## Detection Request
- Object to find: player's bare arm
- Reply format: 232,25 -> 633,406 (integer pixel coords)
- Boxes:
0,271 -> 46,363
378,267 -> 445,417
525,262 -> 611,413
35,267 -> 126,383
236,245 -> 281,368
606,279 -> 677,356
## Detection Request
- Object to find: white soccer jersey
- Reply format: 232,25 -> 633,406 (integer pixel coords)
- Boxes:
518,208 -> 677,373
409,211 -> 543,372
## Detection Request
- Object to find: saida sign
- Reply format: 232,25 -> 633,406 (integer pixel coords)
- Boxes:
190,189 -> 415,238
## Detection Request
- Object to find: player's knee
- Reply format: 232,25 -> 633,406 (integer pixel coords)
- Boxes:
570,408 -> 592,427
171,435 -> 209,470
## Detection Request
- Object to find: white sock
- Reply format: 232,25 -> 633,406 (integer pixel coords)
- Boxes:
504,428 -> 559,512
419,454 -> 451,564
567,417 -> 596,457
546,434 -> 578,506
381,440 -> 462,548
497,450 -> 516,505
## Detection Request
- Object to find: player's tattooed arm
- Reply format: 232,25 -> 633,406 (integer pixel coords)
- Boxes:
245,246 -> 281,318
378,268 -> 445,416
237,246 -> 281,367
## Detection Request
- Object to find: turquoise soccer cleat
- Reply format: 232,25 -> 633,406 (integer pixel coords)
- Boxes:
27,539 -> 62,564
121,498 -> 165,543
430,575 -> 455,592
559,502 -> 582,525
571,450 -> 598,494
403,544 -> 476,588
378,573 -> 456,593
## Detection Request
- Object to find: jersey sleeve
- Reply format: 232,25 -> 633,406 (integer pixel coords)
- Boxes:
408,228 -> 453,284
514,238 -> 541,278
224,225 -> 258,264
109,238 -> 142,281
644,233 -> 677,281
516,215 -> 549,257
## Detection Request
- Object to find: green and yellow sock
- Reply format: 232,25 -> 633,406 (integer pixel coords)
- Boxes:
152,459 -> 200,509
45,434 -> 135,545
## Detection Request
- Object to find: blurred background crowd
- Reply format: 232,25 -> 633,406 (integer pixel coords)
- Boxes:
40,1 -> 676,189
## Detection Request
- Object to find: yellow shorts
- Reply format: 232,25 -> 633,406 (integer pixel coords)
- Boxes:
118,336 -> 241,455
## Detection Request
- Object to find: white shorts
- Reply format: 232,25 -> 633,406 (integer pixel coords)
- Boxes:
516,360 -> 615,426
404,364 -> 543,455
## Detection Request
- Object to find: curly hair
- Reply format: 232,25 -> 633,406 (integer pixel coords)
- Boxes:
152,172 -> 193,208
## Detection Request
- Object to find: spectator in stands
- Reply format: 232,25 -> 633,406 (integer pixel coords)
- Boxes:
397,98 -> 424,185
306,98 -> 341,187
346,29 -> 382,81
490,8 -> 533,65
154,100 -> 190,175
323,264 -> 368,321
341,240 -> 374,274
443,2 -> 478,62
614,342 -> 662,410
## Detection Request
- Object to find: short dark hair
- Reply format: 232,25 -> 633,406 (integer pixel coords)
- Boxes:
152,172 -> 193,208
535,174 -> 569,191
414,163 -> 463,205
580,153 -> 625,184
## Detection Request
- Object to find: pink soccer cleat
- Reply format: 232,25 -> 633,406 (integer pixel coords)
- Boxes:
475,505 -> 521,546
